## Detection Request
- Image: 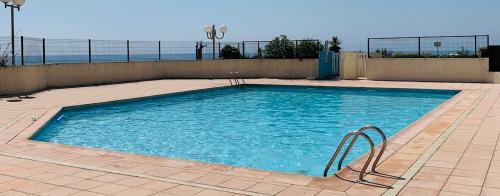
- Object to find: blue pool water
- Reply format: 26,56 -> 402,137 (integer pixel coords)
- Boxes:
32,85 -> 457,176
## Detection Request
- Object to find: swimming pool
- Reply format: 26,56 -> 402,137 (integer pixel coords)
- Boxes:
32,85 -> 458,176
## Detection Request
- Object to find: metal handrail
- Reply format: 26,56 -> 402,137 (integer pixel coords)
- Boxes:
323,131 -> 376,181
228,72 -> 234,86
337,125 -> 387,173
323,125 -> 387,181
357,125 -> 387,173
228,72 -> 246,87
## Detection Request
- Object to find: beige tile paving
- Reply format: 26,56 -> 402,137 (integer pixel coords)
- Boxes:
0,79 -> 499,195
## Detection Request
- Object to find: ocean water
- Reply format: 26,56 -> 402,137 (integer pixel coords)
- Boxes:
32,85 -> 457,176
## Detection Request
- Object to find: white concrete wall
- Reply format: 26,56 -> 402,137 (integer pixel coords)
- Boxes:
0,59 -> 317,96
366,58 -> 493,83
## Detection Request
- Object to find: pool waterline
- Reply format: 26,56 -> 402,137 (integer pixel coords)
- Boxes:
31,85 -> 459,176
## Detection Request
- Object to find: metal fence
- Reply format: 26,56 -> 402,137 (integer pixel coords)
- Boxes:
0,36 -> 321,66
368,35 -> 489,58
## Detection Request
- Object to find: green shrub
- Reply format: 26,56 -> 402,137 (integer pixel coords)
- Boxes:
479,47 -> 489,58
372,48 -> 393,58
219,45 -> 241,59
264,35 -> 295,59
296,39 -> 323,58
0,45 -> 10,66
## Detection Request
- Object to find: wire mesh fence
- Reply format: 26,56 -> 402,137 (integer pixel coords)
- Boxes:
0,36 -> 323,66
368,35 -> 489,58
44,38 -> 90,64
91,40 -> 128,63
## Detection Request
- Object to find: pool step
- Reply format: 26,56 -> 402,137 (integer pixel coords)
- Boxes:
323,125 -> 387,181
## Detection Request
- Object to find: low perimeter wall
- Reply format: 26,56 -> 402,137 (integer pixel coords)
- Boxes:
366,58 -> 493,83
0,59 -> 317,96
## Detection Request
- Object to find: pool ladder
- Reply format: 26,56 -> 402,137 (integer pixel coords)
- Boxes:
228,72 -> 246,87
323,125 -> 387,181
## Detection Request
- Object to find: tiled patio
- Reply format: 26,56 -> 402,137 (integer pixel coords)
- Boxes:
0,79 -> 499,196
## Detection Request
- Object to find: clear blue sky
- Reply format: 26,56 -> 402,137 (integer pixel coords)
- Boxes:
1,0 -> 499,50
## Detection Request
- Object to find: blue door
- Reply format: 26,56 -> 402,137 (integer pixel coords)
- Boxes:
318,51 -> 340,79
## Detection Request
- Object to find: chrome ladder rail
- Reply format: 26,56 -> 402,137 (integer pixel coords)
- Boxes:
228,72 -> 246,87
323,125 -> 387,181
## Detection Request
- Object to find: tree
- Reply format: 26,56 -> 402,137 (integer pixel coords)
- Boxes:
264,35 -> 295,59
328,36 -> 342,53
295,39 -> 323,58
219,45 -> 241,59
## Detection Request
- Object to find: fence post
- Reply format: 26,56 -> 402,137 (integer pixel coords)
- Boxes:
257,41 -> 260,58
474,35 -> 477,56
127,40 -> 130,62
367,38 -> 370,58
295,40 -> 298,58
242,42 -> 245,59
20,36 -> 24,65
158,41 -> 161,61
88,39 -> 92,63
487,35 -> 490,47
418,37 -> 421,57
42,38 -> 46,64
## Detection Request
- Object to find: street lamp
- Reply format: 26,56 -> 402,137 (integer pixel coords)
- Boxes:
2,0 -> 25,66
204,24 -> 228,60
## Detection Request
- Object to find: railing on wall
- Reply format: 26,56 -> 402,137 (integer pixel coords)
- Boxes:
357,53 -> 368,78
0,36 -> 321,66
368,35 -> 489,58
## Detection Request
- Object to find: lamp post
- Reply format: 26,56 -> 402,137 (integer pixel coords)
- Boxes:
204,24 -> 228,60
2,0 -> 25,66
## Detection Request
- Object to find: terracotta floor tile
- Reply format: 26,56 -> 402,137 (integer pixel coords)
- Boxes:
138,181 -> 178,192
1,81 -> 498,196
71,170 -> 106,179
419,166 -> 453,175
88,183 -> 130,195
38,186 -> 82,196
481,187 -> 500,196
218,178 -> 259,190
44,176 -> 84,186
275,186 -> 320,196
91,173 -> 127,183
483,178 -> 500,189
315,190 -> 348,196
114,187 -> 157,196
413,172 -> 449,182
191,173 -> 232,186
164,171 -> 204,181
452,169 -> 488,179
0,174 -> 17,184
159,185 -> 204,196
13,182 -> 58,195
439,191 -> 478,196
144,167 -> 182,178
0,179 -> 38,192
113,177 -> 151,187
0,191 -> 31,196
246,182 -> 287,195
442,183 -> 482,195
66,180 -> 107,190
447,176 -> 484,186
399,187 -> 438,196
25,172 -> 63,182
406,179 -> 445,190
192,189 -> 234,196
70,191 -> 106,196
